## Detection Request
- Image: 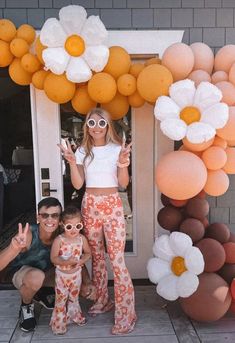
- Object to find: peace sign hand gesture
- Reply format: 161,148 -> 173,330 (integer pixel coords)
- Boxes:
118,140 -> 132,166
11,223 -> 29,251
57,139 -> 76,165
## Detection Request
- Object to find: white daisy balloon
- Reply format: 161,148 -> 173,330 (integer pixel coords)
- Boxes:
147,232 -> 204,301
154,79 -> 229,144
40,5 -> 109,83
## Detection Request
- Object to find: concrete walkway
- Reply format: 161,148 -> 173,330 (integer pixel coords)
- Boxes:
0,286 -> 235,343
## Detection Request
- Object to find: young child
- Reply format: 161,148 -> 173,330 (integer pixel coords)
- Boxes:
59,108 -> 136,335
50,206 -> 91,335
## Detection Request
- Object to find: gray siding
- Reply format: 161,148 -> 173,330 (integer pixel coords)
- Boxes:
1,0 -> 235,231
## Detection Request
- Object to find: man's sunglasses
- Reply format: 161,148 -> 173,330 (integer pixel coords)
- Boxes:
87,118 -> 108,129
38,213 -> 60,219
63,223 -> 83,231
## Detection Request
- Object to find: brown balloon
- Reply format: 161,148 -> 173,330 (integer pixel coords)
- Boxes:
205,222 -> 230,243
180,218 -> 205,243
157,205 -> 183,231
196,238 -> 226,272
180,273 -> 231,322
160,193 -> 171,207
186,198 -> 210,220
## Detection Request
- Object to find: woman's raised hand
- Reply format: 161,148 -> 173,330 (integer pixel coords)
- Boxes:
118,140 -> 132,165
58,139 -> 76,165
11,223 -> 29,251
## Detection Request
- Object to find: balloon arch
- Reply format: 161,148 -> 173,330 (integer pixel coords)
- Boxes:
1,4 -> 235,322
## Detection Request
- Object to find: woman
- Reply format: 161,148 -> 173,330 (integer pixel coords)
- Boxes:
59,108 -> 136,335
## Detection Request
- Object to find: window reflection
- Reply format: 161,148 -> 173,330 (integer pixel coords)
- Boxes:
60,105 -> 133,252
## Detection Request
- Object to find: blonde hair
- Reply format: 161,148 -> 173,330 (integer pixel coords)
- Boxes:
81,108 -> 122,164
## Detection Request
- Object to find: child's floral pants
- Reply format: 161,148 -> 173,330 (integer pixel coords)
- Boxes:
82,192 -> 137,334
50,268 -> 86,334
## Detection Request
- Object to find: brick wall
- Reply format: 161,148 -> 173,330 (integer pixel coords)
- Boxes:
1,0 -> 235,230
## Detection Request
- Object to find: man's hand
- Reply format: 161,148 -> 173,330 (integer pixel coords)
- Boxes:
11,223 -> 29,251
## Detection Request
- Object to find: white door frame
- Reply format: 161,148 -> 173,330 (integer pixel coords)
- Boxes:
30,30 -> 183,278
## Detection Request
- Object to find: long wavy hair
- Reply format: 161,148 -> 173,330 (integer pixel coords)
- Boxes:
81,108 -> 122,164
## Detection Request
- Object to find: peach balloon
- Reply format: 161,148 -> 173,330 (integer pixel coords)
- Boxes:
188,69 -> 211,87
190,42 -> 214,74
213,135 -> 227,149
227,139 -> 235,147
71,85 -> 97,115
223,147 -> 235,174
102,92 -> 129,120
156,151 -> 207,200
137,64 -> 173,103
162,43 -> 194,81
217,106 -> 235,141
202,146 -> 227,170
215,81 -> 235,106
178,144 -> 202,157
182,137 -> 214,152
223,242 -> 235,264
228,62 -> 235,86
128,90 -> 145,108
129,63 -> 145,78
212,70 -> 228,84
203,169 -> 229,196
214,45 -> 235,73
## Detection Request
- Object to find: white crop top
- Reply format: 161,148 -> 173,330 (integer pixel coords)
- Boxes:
75,142 -> 122,188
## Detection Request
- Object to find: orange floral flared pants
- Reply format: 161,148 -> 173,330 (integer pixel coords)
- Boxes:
82,192 -> 136,334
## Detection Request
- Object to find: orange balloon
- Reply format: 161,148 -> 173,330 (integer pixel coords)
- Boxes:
156,151 -> 207,200
21,53 -> 41,73
16,24 -> 35,45
223,242 -> 235,263
103,46 -> 131,79
35,36 -> 46,64
214,45 -> 235,73
162,43 -> 194,81
183,137 -> 214,152
212,70 -> 228,84
32,69 -> 50,90
117,73 -> 136,96
88,72 -> 117,104
144,57 -> 161,66
44,73 -> 76,104
102,92 -> 129,120
71,85 -> 97,115
204,169 -> 229,196
178,144 -> 202,157
202,146 -> 227,170
128,90 -> 145,108
188,69 -> 211,87
190,42 -> 214,74
9,58 -> 32,85
0,40 -> 14,67
215,81 -> 235,106
10,37 -> 29,58
223,147 -> 235,174
0,19 -> 16,42
213,135 -> 227,149
137,64 -> 173,103
129,63 -> 145,78
227,139 -> 235,147
217,106 -> 235,141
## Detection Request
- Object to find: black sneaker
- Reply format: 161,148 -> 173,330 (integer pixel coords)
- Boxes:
33,288 -> 55,310
19,303 -> 36,332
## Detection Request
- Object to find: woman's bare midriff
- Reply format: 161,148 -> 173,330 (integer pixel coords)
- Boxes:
86,187 -> 118,195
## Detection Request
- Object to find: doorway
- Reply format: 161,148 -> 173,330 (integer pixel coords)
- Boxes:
0,68 -> 35,236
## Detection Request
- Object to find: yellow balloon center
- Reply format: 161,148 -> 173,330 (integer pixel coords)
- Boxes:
65,35 -> 85,57
171,256 -> 187,276
180,106 -> 201,125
